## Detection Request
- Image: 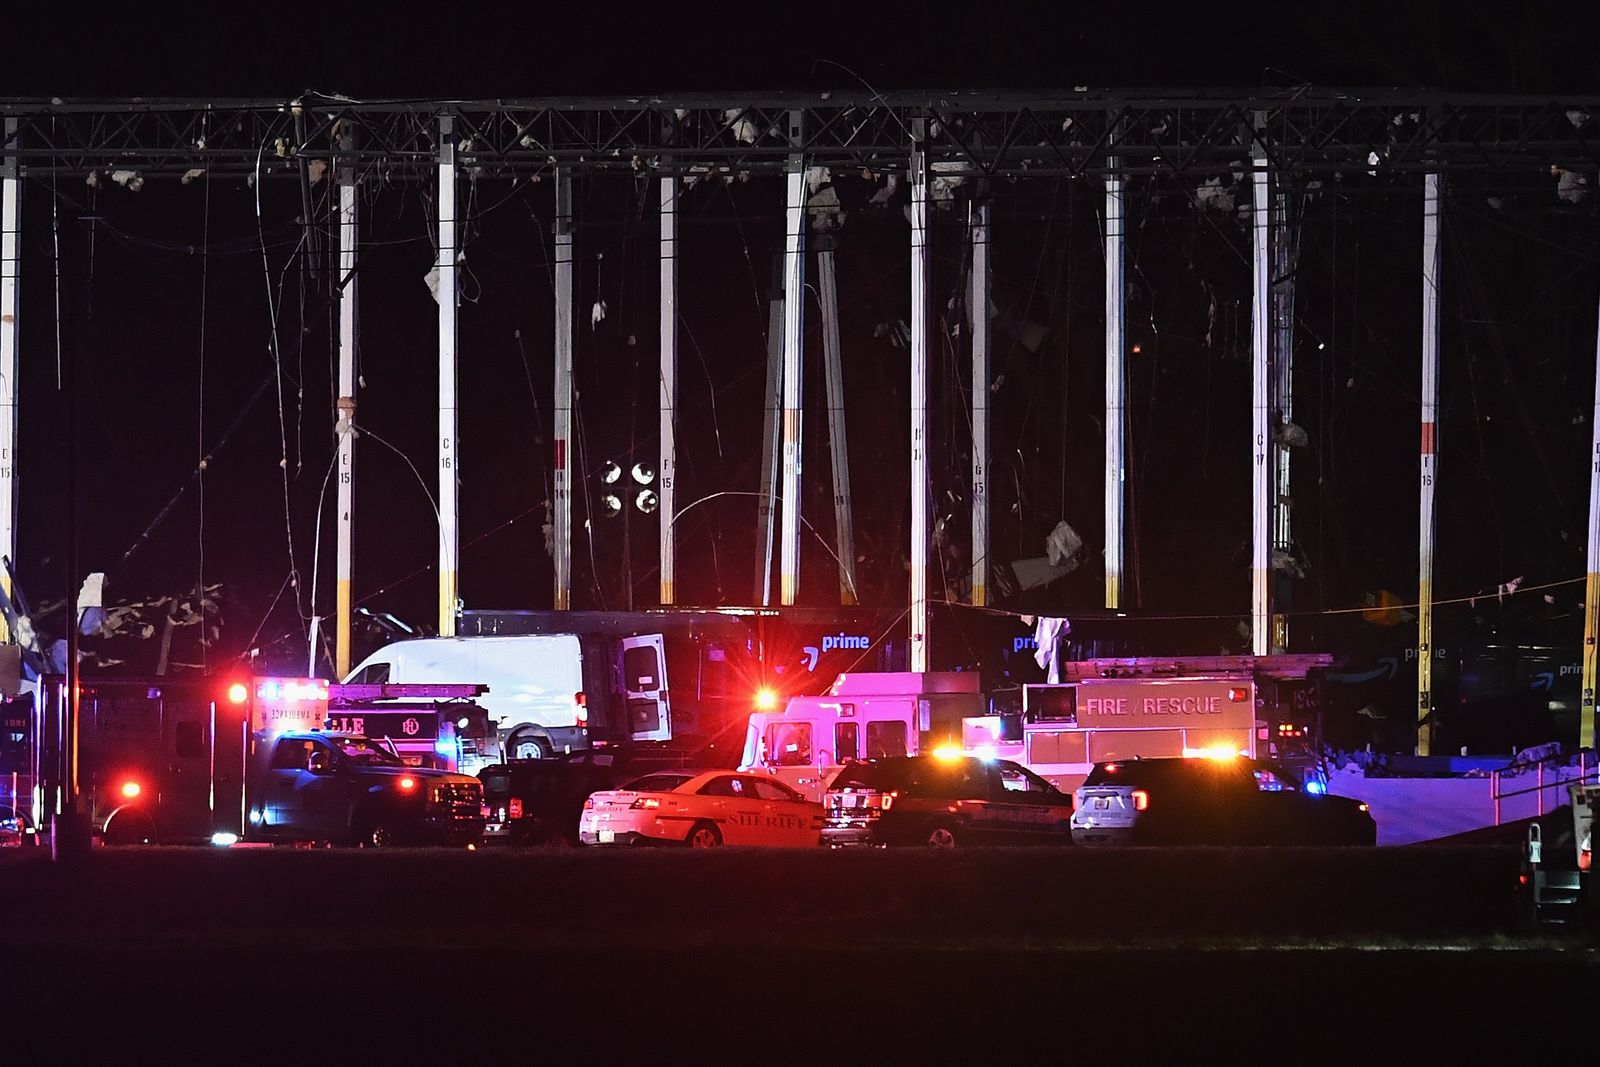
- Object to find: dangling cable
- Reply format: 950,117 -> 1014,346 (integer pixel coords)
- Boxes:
197,167 -> 211,670
255,143 -> 304,623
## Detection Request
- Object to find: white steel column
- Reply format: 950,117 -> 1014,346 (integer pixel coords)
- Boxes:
817,236 -> 858,605
1270,187 -> 1295,654
553,171 -> 575,610
0,118 -> 18,638
1104,124 -> 1126,610
1249,119 -> 1271,657
754,260 -> 783,605
778,111 -> 806,606
909,121 -> 931,672
334,135 -> 358,677
970,200 -> 991,607
437,116 -> 459,636
1418,172 -> 1443,756
659,171 -> 678,606
1582,285 -> 1600,750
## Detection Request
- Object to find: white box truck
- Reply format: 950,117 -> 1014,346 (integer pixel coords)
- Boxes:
344,635 -> 599,763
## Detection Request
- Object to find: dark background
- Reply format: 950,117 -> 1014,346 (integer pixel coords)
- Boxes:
4,2 -> 1600,678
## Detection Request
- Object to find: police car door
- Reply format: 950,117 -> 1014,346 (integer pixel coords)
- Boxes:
993,761 -> 1071,843
695,774 -> 764,844
620,635 -> 672,742
746,775 -> 823,846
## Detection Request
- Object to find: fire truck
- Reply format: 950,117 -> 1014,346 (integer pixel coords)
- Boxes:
28,673 -> 490,846
739,655 -> 1332,801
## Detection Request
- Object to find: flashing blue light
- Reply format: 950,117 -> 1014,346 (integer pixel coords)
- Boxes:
1305,780 -> 1326,795
436,738 -> 458,757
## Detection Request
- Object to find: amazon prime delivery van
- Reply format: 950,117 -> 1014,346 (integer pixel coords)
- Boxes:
343,634 -> 671,762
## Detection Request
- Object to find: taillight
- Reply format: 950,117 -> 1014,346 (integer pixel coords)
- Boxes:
583,797 -> 595,810
630,797 -> 661,810
575,692 -> 588,730
1581,849 -> 1592,872
1228,687 -> 1249,702
508,798 -> 524,820
1131,789 -> 1149,811
119,780 -> 142,800
398,776 -> 417,792
881,793 -> 895,811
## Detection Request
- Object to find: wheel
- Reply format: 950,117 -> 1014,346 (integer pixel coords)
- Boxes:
926,823 -> 959,848
542,830 -> 574,851
685,821 -> 722,848
102,810 -> 158,846
360,823 -> 396,848
507,729 -> 553,761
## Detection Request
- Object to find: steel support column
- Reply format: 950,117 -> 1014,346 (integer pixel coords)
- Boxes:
778,111 -> 806,606
659,171 -> 678,606
910,120 -> 931,672
1417,172 -> 1443,756
1270,186 -> 1296,654
1105,124 -> 1126,610
436,116 -> 459,636
970,200 -> 991,607
334,131 -> 358,676
1582,286 -> 1600,750
1250,119 -> 1271,657
553,171 -> 575,610
0,118 -> 18,638
817,236 -> 858,605
754,258 -> 783,606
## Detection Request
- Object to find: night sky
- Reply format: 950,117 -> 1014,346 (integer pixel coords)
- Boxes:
6,3 -> 1600,676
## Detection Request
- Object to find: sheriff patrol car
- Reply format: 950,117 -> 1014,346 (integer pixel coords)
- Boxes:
579,769 -> 823,847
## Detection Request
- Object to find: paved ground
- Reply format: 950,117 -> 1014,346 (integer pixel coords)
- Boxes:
2,844 -> 1590,1059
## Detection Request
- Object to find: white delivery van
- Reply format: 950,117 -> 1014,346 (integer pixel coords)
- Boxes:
343,635 -> 588,760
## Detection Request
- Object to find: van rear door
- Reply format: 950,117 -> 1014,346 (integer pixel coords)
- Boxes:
620,634 -> 671,742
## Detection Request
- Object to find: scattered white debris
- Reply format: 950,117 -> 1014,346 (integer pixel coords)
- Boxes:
591,299 -> 608,328
1061,117 -> 1074,132
1192,176 -> 1234,213
423,267 -> 440,302
180,168 -> 205,185
1498,575 -> 1524,599
1045,521 -> 1082,568
673,108 -> 689,122
307,159 -> 327,185
805,165 -> 831,194
722,108 -> 759,144
110,169 -> 144,192
1275,421 -> 1308,447
874,320 -> 911,348
930,161 -> 965,203
1486,196 -> 1504,210
1568,109 -> 1590,129
626,333 -> 637,347
1271,549 -> 1305,577
519,135 -> 539,148
85,171 -> 101,189
1553,164 -> 1589,203
869,172 -> 900,206
807,184 -> 845,230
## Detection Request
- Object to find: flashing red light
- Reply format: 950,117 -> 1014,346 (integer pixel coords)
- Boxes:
1227,687 -> 1250,703
754,687 -> 779,711
1518,872 -> 1531,886
1104,763 -> 1120,774
508,798 -> 524,820
119,780 -> 142,800
226,683 -> 249,705
398,776 -> 417,792
1131,789 -> 1149,812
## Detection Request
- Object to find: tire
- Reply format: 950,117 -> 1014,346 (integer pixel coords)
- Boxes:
359,822 -> 396,848
507,729 -> 553,761
926,822 -> 959,848
685,821 -> 722,848
542,830 -> 574,851
103,809 -> 158,846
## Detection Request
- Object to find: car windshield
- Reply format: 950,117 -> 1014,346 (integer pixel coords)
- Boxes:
1082,759 -> 1252,789
621,772 -> 696,794
334,738 -> 405,766
828,758 -> 976,793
